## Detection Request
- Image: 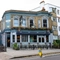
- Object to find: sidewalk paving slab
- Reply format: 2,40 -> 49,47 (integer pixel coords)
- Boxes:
0,49 -> 60,60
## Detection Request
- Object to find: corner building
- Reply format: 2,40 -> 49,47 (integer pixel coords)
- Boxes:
1,8 -> 53,47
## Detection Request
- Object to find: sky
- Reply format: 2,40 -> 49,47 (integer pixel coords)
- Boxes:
0,0 -> 60,20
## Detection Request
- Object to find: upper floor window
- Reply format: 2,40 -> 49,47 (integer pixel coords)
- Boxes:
57,10 -> 59,15
30,19 -> 34,28
53,17 -> 56,22
6,20 -> 10,28
38,20 -> 41,28
52,26 -> 57,30
58,18 -> 60,22
6,14 -> 11,20
49,7 -> 52,12
52,8 -> 56,13
13,16 -> 19,27
5,14 -> 11,28
43,19 -> 47,28
59,26 -> 60,31
21,18 -> 26,27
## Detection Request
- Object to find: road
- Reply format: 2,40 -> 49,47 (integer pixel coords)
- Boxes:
10,54 -> 60,60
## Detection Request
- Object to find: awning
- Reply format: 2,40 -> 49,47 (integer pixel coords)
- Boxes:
16,30 -> 50,35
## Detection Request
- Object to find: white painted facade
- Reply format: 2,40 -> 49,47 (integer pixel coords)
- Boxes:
32,2 -> 60,40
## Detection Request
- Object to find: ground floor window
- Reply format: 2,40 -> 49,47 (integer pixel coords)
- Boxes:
17,35 -> 20,42
39,37 -> 41,42
13,35 -> 15,42
30,35 -> 37,42
46,35 -> 49,42
22,35 -> 28,42
42,37 -> 44,42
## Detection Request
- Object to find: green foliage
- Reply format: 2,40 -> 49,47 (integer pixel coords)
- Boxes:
53,40 -> 60,48
13,43 -> 19,50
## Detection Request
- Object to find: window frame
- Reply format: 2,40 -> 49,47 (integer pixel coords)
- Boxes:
42,19 -> 47,28
17,35 -> 20,42
22,35 -> 28,42
21,17 -> 26,27
52,26 -> 57,31
58,18 -> 60,22
42,16 -> 48,28
59,26 -> 60,31
53,17 -> 56,22
52,8 -> 56,13
29,17 -> 35,28
57,10 -> 59,15
13,16 -> 19,27
12,35 -> 15,42
38,20 -> 41,28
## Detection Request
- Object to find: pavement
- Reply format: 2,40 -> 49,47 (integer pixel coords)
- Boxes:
0,48 -> 60,60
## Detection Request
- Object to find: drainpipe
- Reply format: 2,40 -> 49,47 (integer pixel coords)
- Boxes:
5,33 -> 7,52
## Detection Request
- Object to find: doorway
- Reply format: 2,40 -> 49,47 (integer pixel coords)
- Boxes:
7,33 -> 10,47
7,36 -> 10,47
38,36 -> 45,43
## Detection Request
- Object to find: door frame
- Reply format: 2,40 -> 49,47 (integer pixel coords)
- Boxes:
38,36 -> 46,43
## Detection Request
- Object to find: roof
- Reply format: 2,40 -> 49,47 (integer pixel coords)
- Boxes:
2,9 -> 52,18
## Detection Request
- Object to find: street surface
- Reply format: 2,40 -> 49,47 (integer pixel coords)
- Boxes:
10,54 -> 60,60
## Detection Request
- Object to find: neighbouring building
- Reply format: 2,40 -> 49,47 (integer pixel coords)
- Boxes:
32,1 -> 60,40
0,1 -> 60,48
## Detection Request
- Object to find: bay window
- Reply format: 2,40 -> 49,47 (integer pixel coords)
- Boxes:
13,16 -> 19,27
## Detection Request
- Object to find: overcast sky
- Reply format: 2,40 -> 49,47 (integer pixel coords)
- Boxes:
0,0 -> 60,20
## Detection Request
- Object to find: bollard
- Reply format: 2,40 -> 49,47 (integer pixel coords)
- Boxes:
38,48 -> 42,57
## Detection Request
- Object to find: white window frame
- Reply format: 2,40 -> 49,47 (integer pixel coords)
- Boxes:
52,8 -> 56,13
22,35 -> 28,42
59,26 -> 60,31
53,17 -> 56,22
52,26 -> 57,30
38,36 -> 45,43
49,7 -> 52,12
58,18 -> 60,22
42,16 -> 49,28
38,20 -> 41,28
21,16 -> 27,27
53,35 -> 58,40
57,10 -> 59,15
13,16 -> 19,27
29,17 -> 35,28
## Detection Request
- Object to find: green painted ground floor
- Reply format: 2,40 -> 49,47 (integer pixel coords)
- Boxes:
1,29 -> 53,48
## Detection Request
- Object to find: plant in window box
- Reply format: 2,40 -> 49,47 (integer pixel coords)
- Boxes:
13,43 -> 19,50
